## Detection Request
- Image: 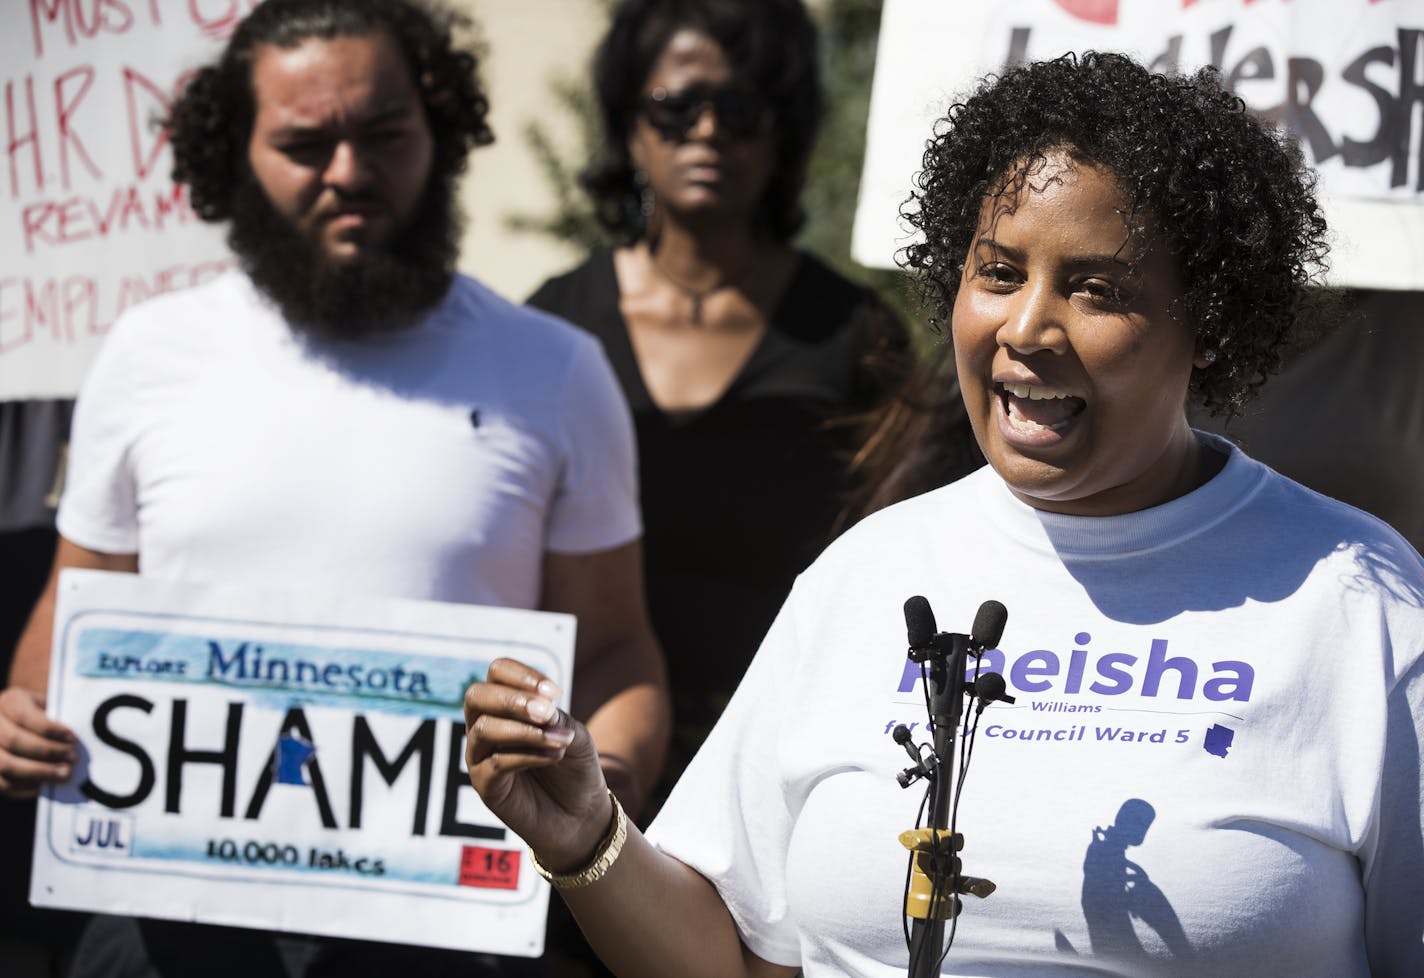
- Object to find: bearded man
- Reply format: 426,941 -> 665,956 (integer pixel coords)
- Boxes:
0,1 -> 669,975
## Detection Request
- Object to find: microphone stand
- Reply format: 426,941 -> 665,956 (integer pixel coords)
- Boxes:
899,631 -> 998,978
896,597 -> 1006,976
904,632 -> 968,978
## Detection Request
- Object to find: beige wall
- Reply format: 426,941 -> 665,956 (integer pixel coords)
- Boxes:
452,1 -> 608,303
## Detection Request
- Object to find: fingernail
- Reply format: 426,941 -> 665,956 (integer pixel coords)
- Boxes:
537,680 -> 561,701
527,697 -> 556,723
545,727 -> 574,747
56,765 -> 71,780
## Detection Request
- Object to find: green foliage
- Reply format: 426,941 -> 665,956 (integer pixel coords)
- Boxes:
799,0 -> 926,342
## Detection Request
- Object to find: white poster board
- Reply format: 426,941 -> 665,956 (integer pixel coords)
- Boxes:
854,0 -> 1424,290
32,569 -> 572,957
0,2 -> 248,400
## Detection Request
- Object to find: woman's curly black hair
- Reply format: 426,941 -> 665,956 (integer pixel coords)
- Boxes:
901,52 -> 1331,417
583,0 -> 823,243
166,0 -> 493,223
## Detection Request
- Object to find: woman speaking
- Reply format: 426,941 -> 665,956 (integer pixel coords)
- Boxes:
469,53 -> 1424,977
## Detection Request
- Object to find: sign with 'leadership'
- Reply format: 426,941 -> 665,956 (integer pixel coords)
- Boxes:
855,0 -> 1424,290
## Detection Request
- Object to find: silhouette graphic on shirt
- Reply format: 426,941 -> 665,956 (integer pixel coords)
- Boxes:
1079,798 -> 1192,962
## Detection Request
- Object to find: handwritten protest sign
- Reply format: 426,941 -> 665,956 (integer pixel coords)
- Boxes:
1,1 -> 251,399
855,0 -> 1424,289
32,568 -> 571,956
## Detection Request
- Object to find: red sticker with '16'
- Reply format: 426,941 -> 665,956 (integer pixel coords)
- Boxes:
459,846 -> 521,889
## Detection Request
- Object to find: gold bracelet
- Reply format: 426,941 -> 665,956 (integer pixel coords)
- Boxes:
529,790 -> 627,890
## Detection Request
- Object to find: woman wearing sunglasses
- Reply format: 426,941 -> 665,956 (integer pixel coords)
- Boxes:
528,0 -> 941,809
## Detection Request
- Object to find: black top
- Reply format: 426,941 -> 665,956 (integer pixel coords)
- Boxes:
529,249 -> 903,750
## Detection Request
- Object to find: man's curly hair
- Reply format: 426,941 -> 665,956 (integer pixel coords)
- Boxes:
582,0 -> 823,243
901,52 -> 1330,418
166,0 -> 493,223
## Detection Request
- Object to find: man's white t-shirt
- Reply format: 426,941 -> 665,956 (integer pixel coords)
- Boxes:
58,270 -> 640,608
648,440 -> 1424,977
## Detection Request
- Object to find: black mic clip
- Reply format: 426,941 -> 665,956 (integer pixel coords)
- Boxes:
905,630 -> 975,665
892,724 -> 937,788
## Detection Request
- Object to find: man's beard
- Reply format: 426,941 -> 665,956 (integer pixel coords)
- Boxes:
227,175 -> 461,341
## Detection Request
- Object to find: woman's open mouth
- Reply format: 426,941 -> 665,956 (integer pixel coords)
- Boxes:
997,382 -> 1086,442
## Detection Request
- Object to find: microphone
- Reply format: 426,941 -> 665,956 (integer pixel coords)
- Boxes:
970,600 -> 1008,651
904,596 -> 937,653
972,671 -> 1016,713
906,597 -> 1007,663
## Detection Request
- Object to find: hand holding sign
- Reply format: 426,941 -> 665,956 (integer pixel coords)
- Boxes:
0,687 -> 77,798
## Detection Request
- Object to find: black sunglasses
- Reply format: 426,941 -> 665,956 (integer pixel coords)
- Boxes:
637,86 -> 774,142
